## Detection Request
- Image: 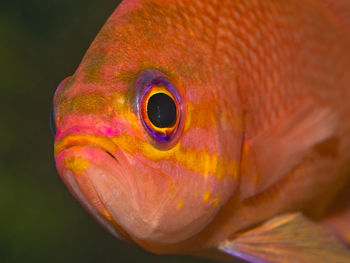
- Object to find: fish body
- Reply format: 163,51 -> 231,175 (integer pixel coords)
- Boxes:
53,0 -> 350,262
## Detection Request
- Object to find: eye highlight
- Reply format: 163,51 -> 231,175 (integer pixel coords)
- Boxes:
135,69 -> 184,148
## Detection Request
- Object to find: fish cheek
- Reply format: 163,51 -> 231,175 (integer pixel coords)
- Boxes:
108,140 -> 223,243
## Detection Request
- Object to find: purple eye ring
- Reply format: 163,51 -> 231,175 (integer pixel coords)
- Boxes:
134,69 -> 184,150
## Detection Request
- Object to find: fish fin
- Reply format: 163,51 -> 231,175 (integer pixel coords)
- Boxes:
320,0 -> 350,34
218,213 -> 350,263
240,100 -> 337,199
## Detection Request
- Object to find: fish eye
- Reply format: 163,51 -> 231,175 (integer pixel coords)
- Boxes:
50,104 -> 56,137
147,92 -> 177,128
136,69 -> 183,148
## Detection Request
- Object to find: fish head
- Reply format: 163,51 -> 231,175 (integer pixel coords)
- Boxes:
53,0 -> 243,246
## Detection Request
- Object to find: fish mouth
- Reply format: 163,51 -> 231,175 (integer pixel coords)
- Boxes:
54,133 -> 119,158
55,134 -> 176,244
54,134 -> 132,241
54,134 -> 218,245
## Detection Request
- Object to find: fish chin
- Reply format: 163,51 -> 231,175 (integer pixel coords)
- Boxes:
55,145 -> 214,245
55,146 -> 132,241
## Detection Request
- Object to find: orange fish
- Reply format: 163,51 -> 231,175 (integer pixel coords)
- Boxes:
52,0 -> 350,262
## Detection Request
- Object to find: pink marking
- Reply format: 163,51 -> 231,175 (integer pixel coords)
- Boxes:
56,127 -> 63,138
56,114 -> 121,139
99,126 -> 120,137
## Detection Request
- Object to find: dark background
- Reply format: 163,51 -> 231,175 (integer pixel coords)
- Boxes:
0,1 -> 219,262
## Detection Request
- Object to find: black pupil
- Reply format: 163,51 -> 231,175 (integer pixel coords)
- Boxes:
147,93 -> 177,128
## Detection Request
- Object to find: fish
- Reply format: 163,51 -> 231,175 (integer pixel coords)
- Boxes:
51,0 -> 350,262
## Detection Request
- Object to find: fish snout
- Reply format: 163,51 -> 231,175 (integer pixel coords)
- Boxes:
55,137 -> 219,245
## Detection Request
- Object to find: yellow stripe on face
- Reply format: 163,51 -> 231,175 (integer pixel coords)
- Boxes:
113,134 -> 218,174
55,132 -> 239,181
112,134 -> 238,179
65,157 -> 90,174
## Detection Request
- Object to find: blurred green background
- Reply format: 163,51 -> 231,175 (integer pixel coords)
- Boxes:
0,1 -> 220,262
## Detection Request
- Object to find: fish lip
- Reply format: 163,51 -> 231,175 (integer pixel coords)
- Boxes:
54,133 -> 119,159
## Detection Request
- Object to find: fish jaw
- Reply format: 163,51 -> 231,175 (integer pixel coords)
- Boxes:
55,145 -> 132,241
54,135 -> 223,245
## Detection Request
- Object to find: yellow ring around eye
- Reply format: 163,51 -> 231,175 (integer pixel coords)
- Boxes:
141,84 -> 180,136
